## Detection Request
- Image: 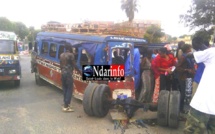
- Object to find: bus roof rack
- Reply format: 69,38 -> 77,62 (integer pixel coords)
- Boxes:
41,27 -> 143,37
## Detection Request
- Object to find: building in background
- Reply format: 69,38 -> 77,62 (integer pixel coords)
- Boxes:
177,35 -> 192,44
41,21 -> 72,32
114,20 -> 161,37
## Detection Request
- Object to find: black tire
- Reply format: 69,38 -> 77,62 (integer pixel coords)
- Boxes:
92,84 -> 111,117
168,91 -> 180,128
14,80 -> 20,87
157,90 -> 170,126
83,83 -> 98,116
35,68 -> 44,86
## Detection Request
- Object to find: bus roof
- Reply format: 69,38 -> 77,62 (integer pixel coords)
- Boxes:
0,31 -> 17,41
37,32 -> 148,44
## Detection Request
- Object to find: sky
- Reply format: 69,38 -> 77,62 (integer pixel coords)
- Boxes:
0,0 -> 194,37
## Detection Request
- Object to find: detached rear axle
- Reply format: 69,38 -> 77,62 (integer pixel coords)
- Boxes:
109,97 -> 150,118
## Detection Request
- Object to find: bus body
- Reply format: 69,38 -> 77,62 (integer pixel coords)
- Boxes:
31,32 -> 148,100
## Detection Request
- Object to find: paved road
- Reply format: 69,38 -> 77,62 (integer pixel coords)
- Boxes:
0,55 -> 186,134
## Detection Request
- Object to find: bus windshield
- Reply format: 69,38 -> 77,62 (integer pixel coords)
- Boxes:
0,40 -> 15,54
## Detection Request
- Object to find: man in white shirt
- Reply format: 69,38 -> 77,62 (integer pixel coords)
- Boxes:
184,37 -> 215,134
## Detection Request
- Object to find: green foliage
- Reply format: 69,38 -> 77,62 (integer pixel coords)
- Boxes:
27,26 -> 35,42
192,28 -> 214,43
143,25 -> 165,43
121,0 -> 138,22
13,22 -> 29,40
166,35 -> 172,42
180,0 -> 215,29
0,17 -> 14,31
0,17 -> 30,40
27,29 -> 41,42
172,37 -> 177,41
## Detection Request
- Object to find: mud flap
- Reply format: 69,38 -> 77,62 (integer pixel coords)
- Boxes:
83,83 -> 98,116
168,90 -> 180,128
157,90 -> 170,126
92,84 -> 111,117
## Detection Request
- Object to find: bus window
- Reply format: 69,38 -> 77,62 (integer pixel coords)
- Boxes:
49,43 -> 57,58
58,45 -> 65,59
41,42 -> 49,55
0,40 -> 15,54
80,49 -> 91,66
111,48 -> 129,65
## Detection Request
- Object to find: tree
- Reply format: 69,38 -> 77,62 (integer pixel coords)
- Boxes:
13,22 -> 29,40
180,0 -> 215,29
121,0 -> 139,22
0,17 -> 30,40
0,17 -> 14,31
172,37 -> 178,43
143,25 -> 165,43
166,34 -> 172,43
27,27 -> 41,43
27,26 -> 35,42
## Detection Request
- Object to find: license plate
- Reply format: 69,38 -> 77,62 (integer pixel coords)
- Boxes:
0,69 -> 4,72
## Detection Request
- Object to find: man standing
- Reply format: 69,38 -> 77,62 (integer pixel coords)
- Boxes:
60,43 -> 75,112
176,44 -> 195,113
28,42 -> 33,54
112,51 -> 124,65
184,37 -> 215,134
192,40 -> 209,98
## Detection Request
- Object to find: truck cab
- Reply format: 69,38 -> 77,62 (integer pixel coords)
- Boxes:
0,31 -> 21,87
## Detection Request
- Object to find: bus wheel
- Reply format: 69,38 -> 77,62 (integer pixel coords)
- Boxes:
14,80 -> 20,87
35,68 -> 43,86
83,83 -> 98,116
157,90 -> 170,126
168,91 -> 180,128
92,84 -> 111,117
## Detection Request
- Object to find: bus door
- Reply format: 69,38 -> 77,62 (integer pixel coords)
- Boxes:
46,42 -> 60,85
37,41 -> 60,85
37,41 -> 49,79
108,42 -> 134,76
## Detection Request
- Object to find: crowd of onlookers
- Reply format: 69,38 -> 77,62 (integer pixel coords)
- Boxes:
137,40 -> 209,113
137,37 -> 215,133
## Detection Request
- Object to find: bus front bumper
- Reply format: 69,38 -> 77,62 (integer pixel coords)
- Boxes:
0,75 -> 21,81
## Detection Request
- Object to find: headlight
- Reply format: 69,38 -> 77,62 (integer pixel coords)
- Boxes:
9,69 -> 16,74
8,60 -> 13,64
